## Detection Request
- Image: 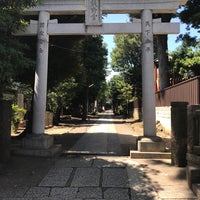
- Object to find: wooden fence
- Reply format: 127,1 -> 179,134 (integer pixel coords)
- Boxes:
155,76 -> 200,107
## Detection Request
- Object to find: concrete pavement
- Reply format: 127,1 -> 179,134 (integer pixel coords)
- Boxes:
0,111 -> 198,199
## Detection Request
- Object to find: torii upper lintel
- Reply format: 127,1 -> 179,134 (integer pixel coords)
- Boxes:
26,0 -> 187,15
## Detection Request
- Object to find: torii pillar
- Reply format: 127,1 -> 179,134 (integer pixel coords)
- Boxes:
134,9 -> 166,155
141,9 -> 156,137
32,11 -> 49,134
20,11 -> 61,156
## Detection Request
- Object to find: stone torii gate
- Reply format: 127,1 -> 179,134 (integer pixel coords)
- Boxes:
15,0 -> 187,156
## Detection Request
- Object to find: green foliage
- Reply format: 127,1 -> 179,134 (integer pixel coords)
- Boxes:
111,34 -> 142,98
177,0 -> 200,46
11,104 -> 26,132
47,77 -> 78,115
48,35 -> 85,89
97,81 -> 110,107
109,75 -> 133,115
170,39 -> 200,81
0,0 -> 39,95
12,104 -> 26,123
178,0 -> 200,31
79,35 -> 108,87
70,35 -> 108,119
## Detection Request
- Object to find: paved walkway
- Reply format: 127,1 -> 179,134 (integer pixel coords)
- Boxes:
0,111 -> 198,199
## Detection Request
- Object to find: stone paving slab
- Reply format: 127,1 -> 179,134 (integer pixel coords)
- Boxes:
24,187 -> 50,198
0,187 -> 29,198
104,188 -> 130,200
76,187 -> 102,199
39,168 -> 73,187
50,187 -> 78,198
102,168 -> 129,188
71,168 -> 101,187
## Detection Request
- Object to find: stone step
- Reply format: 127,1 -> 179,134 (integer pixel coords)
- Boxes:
192,183 -> 200,199
193,146 -> 200,155
130,150 -> 171,159
12,144 -> 62,157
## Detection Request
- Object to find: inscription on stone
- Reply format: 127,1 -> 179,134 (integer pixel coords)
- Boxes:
144,20 -> 153,52
38,22 -> 47,54
86,0 -> 102,26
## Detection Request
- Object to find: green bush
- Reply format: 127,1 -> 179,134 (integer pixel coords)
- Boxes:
11,104 -> 26,133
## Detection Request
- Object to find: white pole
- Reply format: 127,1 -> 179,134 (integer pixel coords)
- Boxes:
32,11 -> 50,134
141,9 -> 156,137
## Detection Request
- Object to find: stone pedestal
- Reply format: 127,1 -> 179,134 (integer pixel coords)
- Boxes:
130,136 -> 170,159
14,134 -> 62,157
23,134 -> 54,149
138,137 -> 165,152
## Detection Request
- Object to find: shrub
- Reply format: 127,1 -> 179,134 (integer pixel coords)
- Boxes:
11,104 -> 26,133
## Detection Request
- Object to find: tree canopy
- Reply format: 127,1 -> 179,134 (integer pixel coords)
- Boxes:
72,35 -> 108,120
0,0 -> 39,96
170,38 -> 200,82
111,34 -> 142,99
178,0 -> 200,31
109,75 -> 133,116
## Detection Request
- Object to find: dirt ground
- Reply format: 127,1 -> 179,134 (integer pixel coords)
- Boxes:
43,115 -> 171,151
46,116 -> 171,138
12,115 -> 171,150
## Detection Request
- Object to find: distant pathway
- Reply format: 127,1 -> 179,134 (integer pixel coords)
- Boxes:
67,111 -> 126,155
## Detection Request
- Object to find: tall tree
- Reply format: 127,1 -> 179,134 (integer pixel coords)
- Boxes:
0,0 -> 39,96
154,14 -> 173,90
111,34 -> 142,99
73,35 -> 108,120
109,75 -> 133,116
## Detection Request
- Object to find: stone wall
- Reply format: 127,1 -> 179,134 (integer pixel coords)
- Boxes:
156,106 -> 171,134
132,105 -> 171,134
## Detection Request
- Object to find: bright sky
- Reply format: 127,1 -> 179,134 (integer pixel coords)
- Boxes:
103,14 -> 200,81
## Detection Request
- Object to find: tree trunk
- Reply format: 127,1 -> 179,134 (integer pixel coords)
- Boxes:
155,14 -> 172,90
156,34 -> 170,90
82,87 -> 89,121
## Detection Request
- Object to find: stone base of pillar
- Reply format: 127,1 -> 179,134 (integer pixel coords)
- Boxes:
130,136 -> 171,159
13,134 -> 62,157
138,136 -> 165,152
23,134 -> 54,149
